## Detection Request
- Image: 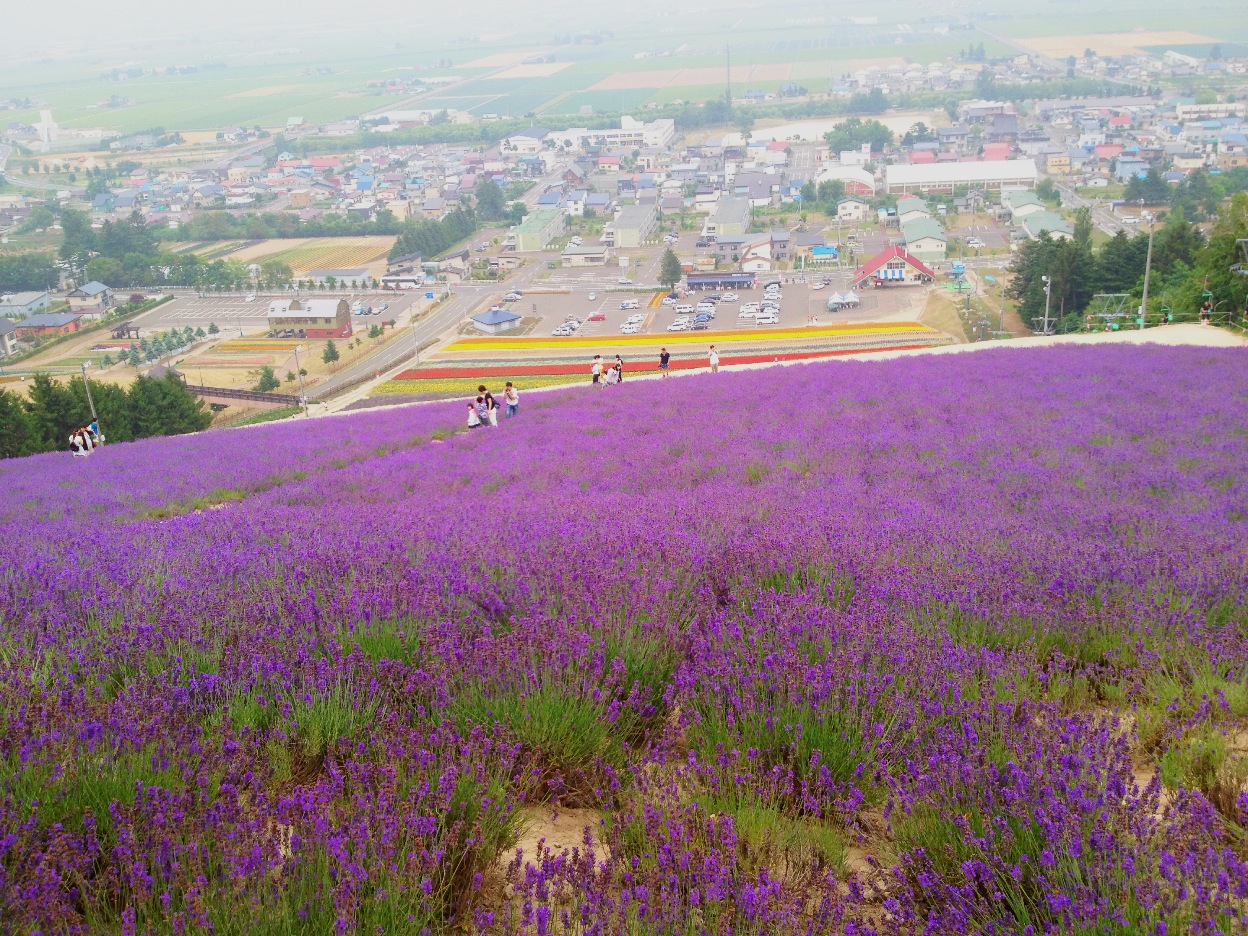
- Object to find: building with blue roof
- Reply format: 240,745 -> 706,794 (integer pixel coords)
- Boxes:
471,307 -> 522,334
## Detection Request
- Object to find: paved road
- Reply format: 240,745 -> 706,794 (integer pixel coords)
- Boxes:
1057,182 -> 1127,237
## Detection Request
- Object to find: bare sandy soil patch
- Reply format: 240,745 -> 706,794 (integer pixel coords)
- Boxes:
591,63 -> 793,91
227,84 -> 304,99
1018,31 -> 1215,58
494,62 -> 573,79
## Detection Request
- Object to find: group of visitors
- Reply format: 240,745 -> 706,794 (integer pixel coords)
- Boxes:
467,382 -> 519,429
591,354 -> 627,387
69,421 -> 103,457
592,346 -> 720,385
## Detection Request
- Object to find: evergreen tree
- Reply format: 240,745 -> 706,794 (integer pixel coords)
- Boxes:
253,365 -> 281,392
322,340 -> 340,366
0,390 -> 35,459
659,249 -> 683,290
208,322 -> 220,335
25,374 -> 91,451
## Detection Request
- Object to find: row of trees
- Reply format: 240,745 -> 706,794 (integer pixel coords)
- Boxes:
1124,166 -> 1248,221
0,372 -> 213,460
0,251 -> 59,293
1008,197 -> 1248,331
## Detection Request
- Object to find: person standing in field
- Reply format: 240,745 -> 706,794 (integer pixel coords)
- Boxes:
478,384 -> 499,427
504,381 -> 519,418
591,355 -> 603,386
614,354 -> 625,382
659,347 -> 670,376
708,345 -> 720,373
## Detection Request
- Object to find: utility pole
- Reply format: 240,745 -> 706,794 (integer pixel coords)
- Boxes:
725,45 -> 732,107
1042,275 -> 1052,335
292,344 -> 307,416
1139,211 -> 1155,329
80,360 -> 98,427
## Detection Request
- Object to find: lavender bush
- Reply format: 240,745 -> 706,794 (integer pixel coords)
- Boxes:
1,345 -> 1246,934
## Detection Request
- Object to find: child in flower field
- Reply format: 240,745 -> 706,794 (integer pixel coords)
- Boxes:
605,365 -> 620,387
474,395 -> 490,427
467,403 -> 482,429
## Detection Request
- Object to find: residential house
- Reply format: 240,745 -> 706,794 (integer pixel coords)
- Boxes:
0,318 -> 17,357
1023,210 -> 1074,240
561,243 -> 611,266
14,312 -> 83,338
900,217 -> 948,262
1004,190 -> 1048,223
66,281 -> 113,314
0,291 -> 50,317
896,196 -> 932,225
837,197 -> 870,221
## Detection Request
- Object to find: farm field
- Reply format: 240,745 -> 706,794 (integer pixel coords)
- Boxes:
223,237 -> 395,277
2,344 -> 1247,932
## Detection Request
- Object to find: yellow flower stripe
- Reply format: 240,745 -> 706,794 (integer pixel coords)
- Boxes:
445,322 -> 933,352
374,374 -> 581,396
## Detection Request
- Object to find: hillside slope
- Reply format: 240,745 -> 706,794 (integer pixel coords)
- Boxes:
2,345 -> 1247,933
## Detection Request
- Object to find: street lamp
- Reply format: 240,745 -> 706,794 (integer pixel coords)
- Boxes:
1139,210 -> 1155,330
292,344 -> 308,416
1041,275 -> 1053,335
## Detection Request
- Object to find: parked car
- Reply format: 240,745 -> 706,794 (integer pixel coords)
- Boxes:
706,294 -> 722,302
625,313 -> 646,323
503,293 -> 522,302
620,323 -> 640,334
378,302 -> 389,312
618,277 -> 633,285
662,296 -> 678,305
353,307 -> 367,315
667,320 -> 690,332
620,299 -> 640,310
245,294 -> 257,303
675,304 -> 694,315
738,307 -> 759,318
755,312 -> 779,325
696,302 -> 715,315
588,292 -> 596,301
721,293 -> 739,302
695,239 -> 710,247
812,282 -> 826,290
967,237 -> 984,248
587,312 -> 606,322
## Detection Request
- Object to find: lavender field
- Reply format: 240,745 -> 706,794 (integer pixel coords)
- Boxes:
2,345 -> 1247,935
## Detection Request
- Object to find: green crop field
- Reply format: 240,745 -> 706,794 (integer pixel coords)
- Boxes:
4,0 -> 1245,136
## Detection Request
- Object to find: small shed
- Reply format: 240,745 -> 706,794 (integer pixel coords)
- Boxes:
471,308 -> 522,335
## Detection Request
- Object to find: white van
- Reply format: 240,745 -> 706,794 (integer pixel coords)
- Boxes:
619,299 -> 640,310
696,301 -> 715,315
675,304 -> 694,315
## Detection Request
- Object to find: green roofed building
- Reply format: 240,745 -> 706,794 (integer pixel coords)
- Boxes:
506,209 -> 567,253
1022,210 -> 1074,241
900,216 -> 948,262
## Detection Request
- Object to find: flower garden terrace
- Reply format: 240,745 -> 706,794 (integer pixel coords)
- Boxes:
374,320 -> 951,399
1,344 -> 1247,934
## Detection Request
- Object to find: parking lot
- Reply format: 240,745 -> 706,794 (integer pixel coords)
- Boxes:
135,292 -> 422,334
502,272 -> 916,342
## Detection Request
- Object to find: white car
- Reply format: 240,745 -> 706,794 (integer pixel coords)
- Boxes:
721,293 -> 739,302
739,302 -> 759,314
675,304 -> 694,315
662,296 -> 678,305
967,237 -> 984,248
667,320 -> 690,332
618,277 -> 633,285
620,323 -> 640,334
588,292 -> 596,300
625,313 -> 646,324
619,299 -> 640,310
738,307 -> 759,318
811,282 -> 826,290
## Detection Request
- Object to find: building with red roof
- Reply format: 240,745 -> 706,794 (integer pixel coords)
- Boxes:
851,244 -> 938,288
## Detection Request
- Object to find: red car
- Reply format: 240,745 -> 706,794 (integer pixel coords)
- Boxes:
587,313 -> 606,322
